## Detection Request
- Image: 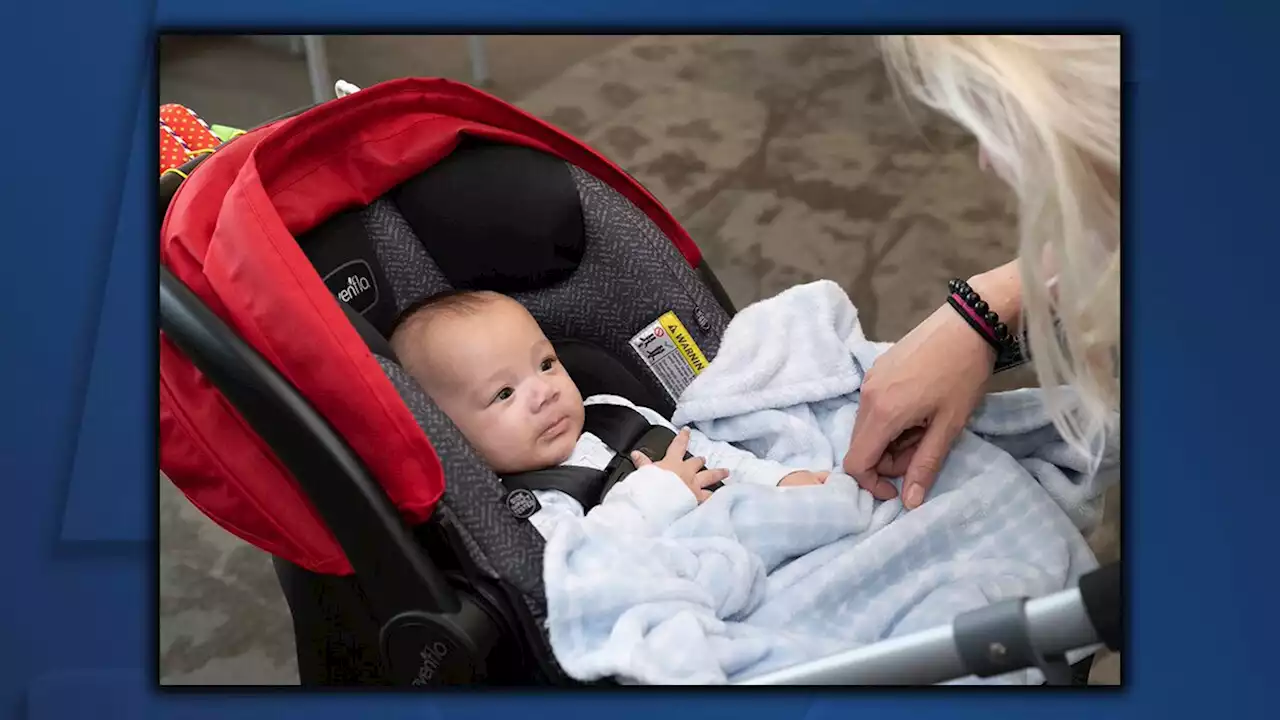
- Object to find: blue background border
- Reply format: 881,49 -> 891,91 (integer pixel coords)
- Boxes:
3,0 -> 1278,717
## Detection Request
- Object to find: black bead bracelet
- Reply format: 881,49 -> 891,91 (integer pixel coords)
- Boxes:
946,278 -> 1027,373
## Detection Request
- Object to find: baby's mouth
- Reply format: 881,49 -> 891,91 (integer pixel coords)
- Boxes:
541,415 -> 570,440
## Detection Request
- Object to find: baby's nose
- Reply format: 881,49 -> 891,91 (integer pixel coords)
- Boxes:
530,379 -> 558,408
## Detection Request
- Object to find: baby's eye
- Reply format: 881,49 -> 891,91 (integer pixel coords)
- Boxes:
540,357 -> 557,372
492,387 -> 514,403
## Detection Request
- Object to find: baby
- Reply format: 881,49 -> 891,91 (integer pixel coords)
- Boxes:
389,290 -> 827,539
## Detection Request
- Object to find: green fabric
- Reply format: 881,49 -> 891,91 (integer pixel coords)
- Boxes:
210,124 -> 244,143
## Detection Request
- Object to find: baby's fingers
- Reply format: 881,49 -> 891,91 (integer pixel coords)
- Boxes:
683,455 -> 707,474
630,451 -> 654,468
666,428 -> 692,461
696,468 -> 729,488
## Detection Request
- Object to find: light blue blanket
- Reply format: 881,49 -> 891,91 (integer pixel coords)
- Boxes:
542,280 -> 1119,685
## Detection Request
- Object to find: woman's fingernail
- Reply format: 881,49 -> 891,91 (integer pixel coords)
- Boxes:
904,484 -> 924,509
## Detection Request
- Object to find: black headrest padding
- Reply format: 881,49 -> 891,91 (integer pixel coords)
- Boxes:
553,339 -> 672,418
297,209 -> 400,337
389,139 -> 586,293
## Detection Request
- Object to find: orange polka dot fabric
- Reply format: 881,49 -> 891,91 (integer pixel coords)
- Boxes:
159,104 -> 221,176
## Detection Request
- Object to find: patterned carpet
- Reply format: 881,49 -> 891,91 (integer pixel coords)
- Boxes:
158,34 -> 1119,685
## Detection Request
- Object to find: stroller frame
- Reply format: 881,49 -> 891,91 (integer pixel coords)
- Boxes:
158,84 -> 1121,687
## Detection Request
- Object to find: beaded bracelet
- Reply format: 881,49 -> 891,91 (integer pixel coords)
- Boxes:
946,278 -> 1028,373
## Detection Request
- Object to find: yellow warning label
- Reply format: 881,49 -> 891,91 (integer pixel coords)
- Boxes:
629,310 -> 709,401
658,311 -> 708,374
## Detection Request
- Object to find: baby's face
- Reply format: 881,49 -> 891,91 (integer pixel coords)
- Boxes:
399,298 -> 585,475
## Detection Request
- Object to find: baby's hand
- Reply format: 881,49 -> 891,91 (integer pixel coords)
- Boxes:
778,470 -> 830,487
631,428 -> 728,504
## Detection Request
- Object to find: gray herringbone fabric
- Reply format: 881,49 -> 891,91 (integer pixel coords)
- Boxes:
509,165 -> 730,413
361,197 -> 451,313
375,357 -> 544,592
359,159 -> 727,672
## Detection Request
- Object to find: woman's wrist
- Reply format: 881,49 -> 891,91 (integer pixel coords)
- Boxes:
966,261 -> 1023,330
945,260 -> 1029,374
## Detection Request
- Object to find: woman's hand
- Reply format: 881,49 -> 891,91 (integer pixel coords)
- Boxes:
843,265 -> 1021,509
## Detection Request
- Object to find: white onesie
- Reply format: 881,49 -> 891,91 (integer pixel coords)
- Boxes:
524,394 -> 802,541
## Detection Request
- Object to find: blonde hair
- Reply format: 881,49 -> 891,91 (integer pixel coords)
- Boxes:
879,35 -> 1121,464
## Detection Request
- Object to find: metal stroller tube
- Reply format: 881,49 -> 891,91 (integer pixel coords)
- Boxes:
738,561 -> 1121,686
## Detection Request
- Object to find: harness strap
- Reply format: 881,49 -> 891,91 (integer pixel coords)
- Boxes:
500,402 -> 721,514
580,403 -> 659,454
501,465 -> 613,511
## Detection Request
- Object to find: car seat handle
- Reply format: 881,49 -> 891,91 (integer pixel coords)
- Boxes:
161,265 -> 500,684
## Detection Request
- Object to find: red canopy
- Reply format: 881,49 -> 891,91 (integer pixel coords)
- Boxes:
159,78 -> 701,575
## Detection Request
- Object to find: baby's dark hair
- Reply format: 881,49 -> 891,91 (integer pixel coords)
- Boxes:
389,289 -> 507,340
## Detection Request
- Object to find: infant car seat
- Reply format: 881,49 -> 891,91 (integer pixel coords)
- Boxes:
158,78 -> 739,686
